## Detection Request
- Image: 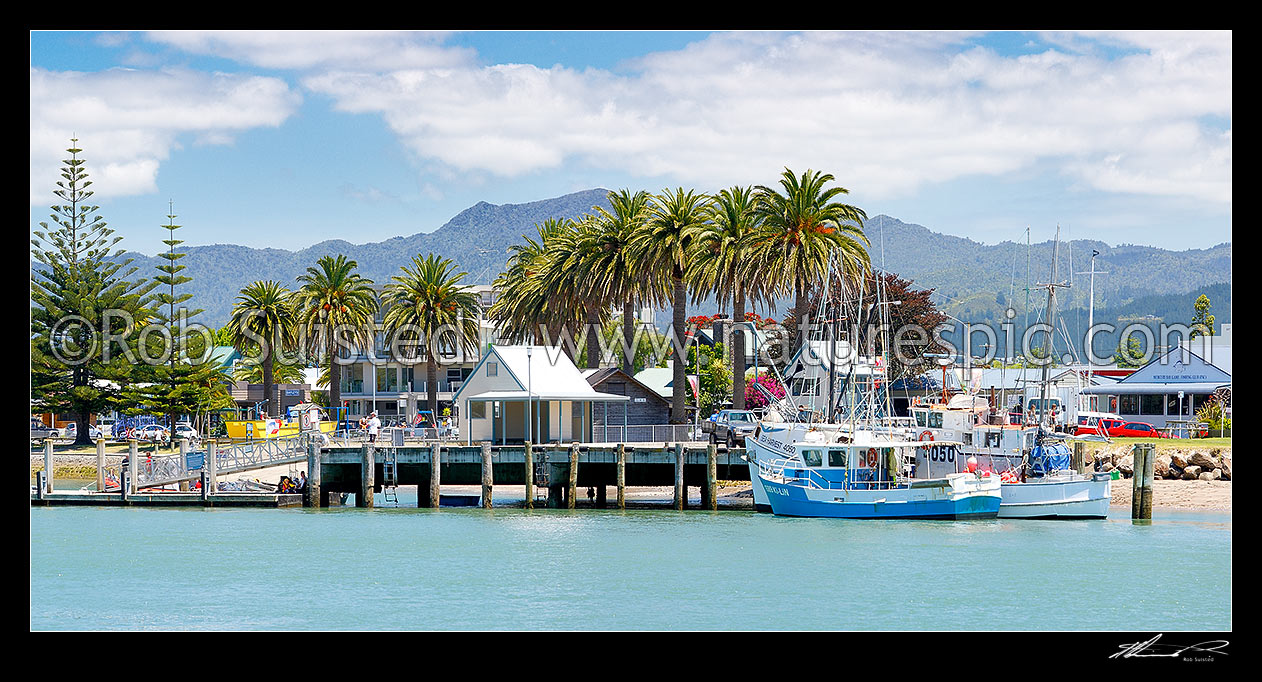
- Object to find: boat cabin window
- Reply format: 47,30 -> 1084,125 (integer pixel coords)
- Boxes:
801,449 -> 824,467
985,431 -> 1002,448
914,411 -> 927,427
928,412 -> 944,429
1025,432 -> 1035,450
962,432 -> 972,446
828,448 -> 847,467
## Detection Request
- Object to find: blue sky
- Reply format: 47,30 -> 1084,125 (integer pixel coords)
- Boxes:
30,30 -> 1232,256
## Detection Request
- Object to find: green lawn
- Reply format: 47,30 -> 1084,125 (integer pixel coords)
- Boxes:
1079,436 -> 1232,455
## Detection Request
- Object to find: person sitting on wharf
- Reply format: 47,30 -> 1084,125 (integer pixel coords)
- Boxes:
296,471 -> 308,493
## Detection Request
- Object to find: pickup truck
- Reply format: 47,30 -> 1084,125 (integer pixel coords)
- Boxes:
702,409 -> 759,447
30,419 -> 59,440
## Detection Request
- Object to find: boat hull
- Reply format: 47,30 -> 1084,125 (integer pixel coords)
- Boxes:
997,474 -> 1112,519
747,459 -> 772,513
758,474 -> 1001,519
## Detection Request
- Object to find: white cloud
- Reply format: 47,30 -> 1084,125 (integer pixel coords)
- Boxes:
145,30 -> 474,71
292,30 -> 1230,206
30,66 -> 301,203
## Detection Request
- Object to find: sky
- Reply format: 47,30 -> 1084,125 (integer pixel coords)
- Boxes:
30,30 -> 1232,256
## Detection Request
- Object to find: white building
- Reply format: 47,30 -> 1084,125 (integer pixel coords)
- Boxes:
453,345 -> 629,445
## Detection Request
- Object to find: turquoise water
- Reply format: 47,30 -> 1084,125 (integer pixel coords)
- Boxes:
30,495 -> 1230,630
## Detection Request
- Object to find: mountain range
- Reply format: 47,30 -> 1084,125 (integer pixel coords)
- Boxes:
108,189 -> 1230,336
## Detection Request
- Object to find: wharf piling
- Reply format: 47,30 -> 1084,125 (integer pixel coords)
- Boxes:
616,443 -> 626,509
96,438 -> 106,492
359,444 -> 375,508
44,440 -> 54,495
673,442 -> 685,510
427,441 -> 442,509
481,441 -> 494,509
523,441 -> 534,510
1132,442 -> 1155,521
567,443 -> 579,510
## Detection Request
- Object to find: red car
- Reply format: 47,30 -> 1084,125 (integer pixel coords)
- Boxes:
1075,418 -> 1168,438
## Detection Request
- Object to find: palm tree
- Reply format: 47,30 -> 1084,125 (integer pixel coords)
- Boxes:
382,254 -> 481,418
545,216 -> 610,369
634,188 -> 712,423
490,218 -> 587,353
586,189 -> 666,374
293,255 -> 378,420
688,186 -> 764,409
750,168 -> 869,356
228,280 -> 299,417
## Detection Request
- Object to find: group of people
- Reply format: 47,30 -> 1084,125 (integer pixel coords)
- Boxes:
278,471 -> 308,494
358,411 -> 382,442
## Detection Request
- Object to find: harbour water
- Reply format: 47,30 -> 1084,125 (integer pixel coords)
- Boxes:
30,489 -> 1230,630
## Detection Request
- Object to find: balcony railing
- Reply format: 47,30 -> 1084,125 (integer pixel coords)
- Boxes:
340,379 -> 464,395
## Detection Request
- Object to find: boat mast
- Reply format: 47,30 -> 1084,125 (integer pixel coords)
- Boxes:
1076,250 -> 1107,409
1036,226 -> 1069,429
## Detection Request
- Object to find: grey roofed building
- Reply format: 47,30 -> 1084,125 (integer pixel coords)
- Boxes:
1079,347 -> 1230,429
583,368 -> 671,426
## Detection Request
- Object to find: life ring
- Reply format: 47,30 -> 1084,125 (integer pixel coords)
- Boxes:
919,430 -> 934,442
867,448 -> 878,468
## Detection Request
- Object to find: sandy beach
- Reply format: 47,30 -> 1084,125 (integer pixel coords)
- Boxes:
1109,478 -> 1231,511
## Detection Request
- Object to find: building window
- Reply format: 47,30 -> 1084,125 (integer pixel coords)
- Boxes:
487,362 -> 498,377
470,402 -> 486,419
1166,394 -> 1186,417
1139,394 -> 1164,415
1119,395 -> 1139,415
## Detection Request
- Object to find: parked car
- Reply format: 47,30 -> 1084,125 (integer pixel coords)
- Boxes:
63,422 -> 103,440
1075,418 -> 1168,439
173,423 -> 198,442
30,419 -> 60,440
703,409 -> 759,447
136,424 -> 170,442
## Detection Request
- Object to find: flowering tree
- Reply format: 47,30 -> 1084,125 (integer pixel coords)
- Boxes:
745,372 -> 786,409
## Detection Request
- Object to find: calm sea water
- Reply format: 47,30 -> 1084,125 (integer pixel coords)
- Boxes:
30,489 -> 1230,630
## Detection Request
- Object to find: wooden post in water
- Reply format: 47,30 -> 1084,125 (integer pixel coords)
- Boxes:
306,442 -> 321,508
128,440 -> 139,495
1072,440 -> 1086,475
523,441 -> 534,509
205,440 -> 217,496
96,437 -> 106,493
1131,442 -> 1154,521
178,439 -> 190,491
428,441 -> 442,509
673,442 -> 685,511
359,443 -> 375,508
481,441 -> 494,509
44,439 -> 54,494
706,443 -> 718,510
616,443 -> 626,510
567,442 -> 579,510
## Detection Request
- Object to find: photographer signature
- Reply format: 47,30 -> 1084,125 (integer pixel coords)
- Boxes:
1110,634 -> 1229,660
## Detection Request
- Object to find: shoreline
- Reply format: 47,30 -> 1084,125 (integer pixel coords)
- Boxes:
34,457 -> 1232,513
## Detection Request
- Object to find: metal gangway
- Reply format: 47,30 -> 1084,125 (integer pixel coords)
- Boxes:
132,433 -> 317,489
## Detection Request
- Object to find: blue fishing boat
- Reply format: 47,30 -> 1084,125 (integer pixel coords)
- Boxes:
750,433 -> 1002,519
